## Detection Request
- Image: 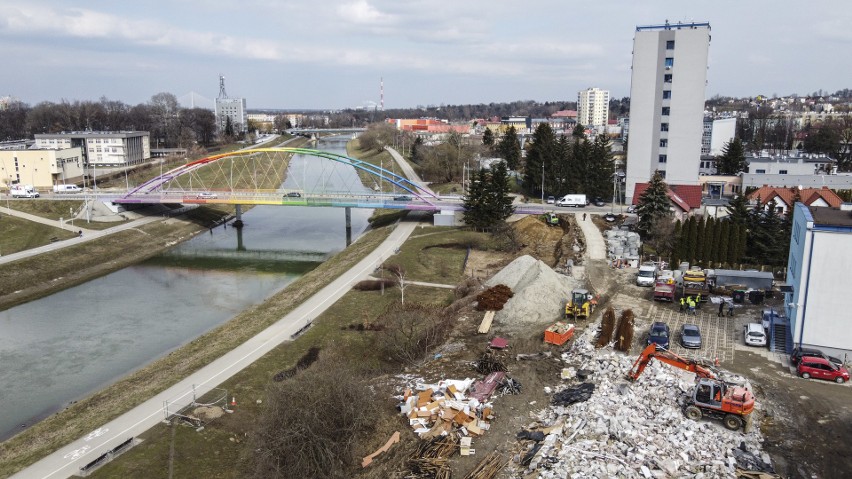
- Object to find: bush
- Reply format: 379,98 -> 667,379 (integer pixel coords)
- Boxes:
251,358 -> 379,479
374,302 -> 452,365
353,279 -> 397,291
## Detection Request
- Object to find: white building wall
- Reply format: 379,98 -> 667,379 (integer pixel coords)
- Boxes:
798,231 -> 852,353
577,88 -> 609,128
710,118 -> 737,156
626,23 -> 710,204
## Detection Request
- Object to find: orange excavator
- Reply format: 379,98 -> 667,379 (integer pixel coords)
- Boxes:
627,343 -> 755,430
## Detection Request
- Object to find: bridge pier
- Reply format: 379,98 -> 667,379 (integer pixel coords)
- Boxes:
233,204 -> 244,228
236,226 -> 246,251
345,207 -> 352,246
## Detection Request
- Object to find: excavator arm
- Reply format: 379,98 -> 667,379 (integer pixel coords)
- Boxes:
627,343 -> 716,381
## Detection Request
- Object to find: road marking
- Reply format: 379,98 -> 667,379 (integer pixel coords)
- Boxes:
62,445 -> 89,460
84,428 -> 108,441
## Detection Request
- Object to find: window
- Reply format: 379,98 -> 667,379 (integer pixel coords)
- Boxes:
779,169 -> 788,175
665,57 -> 674,69
661,107 -> 670,116
660,139 -> 668,147
664,74 -> 673,83
662,90 -> 672,99
666,40 -> 675,50
661,123 -> 669,132
659,155 -> 667,163
659,170 -> 666,179
756,169 -> 766,174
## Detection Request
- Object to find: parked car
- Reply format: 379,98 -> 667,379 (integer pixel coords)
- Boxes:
592,197 -> 606,207
761,309 -> 785,331
546,195 -> 556,204
743,323 -> 767,347
626,205 -> 636,213
647,322 -> 671,350
680,324 -> 702,349
285,191 -> 302,198
196,192 -> 217,199
393,195 -> 412,201
797,357 -> 849,383
790,347 -> 843,367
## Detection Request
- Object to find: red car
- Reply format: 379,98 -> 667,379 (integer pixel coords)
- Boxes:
797,357 -> 850,383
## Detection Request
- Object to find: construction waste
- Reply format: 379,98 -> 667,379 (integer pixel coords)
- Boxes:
514,328 -> 773,478
605,229 -> 641,264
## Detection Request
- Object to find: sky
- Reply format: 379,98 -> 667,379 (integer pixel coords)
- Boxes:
1,0 -> 850,110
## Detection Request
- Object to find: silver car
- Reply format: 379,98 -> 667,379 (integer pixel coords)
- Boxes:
680,324 -> 702,349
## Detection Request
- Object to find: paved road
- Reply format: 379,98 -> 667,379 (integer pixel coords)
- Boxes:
573,211 -> 607,260
385,147 -> 435,196
11,220 -> 419,479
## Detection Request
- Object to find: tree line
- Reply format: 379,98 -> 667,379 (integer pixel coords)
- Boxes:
0,93 -> 224,147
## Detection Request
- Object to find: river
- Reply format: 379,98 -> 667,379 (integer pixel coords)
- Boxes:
0,137 -> 373,440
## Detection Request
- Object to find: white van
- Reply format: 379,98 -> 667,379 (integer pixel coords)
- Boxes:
53,184 -> 83,193
636,262 -> 658,286
556,194 -> 588,207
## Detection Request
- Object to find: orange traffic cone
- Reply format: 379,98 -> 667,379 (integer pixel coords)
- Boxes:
714,357 -> 720,367
230,397 -> 237,407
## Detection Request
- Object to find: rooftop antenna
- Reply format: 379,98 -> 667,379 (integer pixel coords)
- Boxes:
218,75 -> 228,99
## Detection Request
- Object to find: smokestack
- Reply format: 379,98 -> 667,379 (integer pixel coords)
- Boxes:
380,77 -> 384,112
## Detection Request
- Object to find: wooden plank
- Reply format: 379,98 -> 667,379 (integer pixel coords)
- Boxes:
478,311 -> 495,334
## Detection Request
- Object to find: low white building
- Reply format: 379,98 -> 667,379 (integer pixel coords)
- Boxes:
34,131 -> 150,167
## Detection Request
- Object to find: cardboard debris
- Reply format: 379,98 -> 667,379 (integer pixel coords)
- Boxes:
361,431 -> 400,468
471,372 -> 506,401
396,376 -> 496,442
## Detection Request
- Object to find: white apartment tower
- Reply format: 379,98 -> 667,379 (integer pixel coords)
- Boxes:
625,22 -> 710,204
577,87 -> 610,128
215,75 -> 247,134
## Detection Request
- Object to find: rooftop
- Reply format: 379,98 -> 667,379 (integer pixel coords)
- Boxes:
35,131 -> 148,138
808,206 -> 852,228
636,21 -> 710,32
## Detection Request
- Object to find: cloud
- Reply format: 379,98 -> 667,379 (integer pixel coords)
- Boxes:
337,0 -> 395,25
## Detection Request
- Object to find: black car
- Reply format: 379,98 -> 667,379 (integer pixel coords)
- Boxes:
680,324 -> 702,349
790,347 -> 843,367
285,191 -> 302,198
647,322 -> 671,350
592,197 -> 606,207
393,195 -> 412,201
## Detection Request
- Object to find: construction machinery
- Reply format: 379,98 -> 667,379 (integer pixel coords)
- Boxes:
627,343 -> 755,430
565,288 -> 593,319
544,212 -> 559,226
679,267 -> 709,301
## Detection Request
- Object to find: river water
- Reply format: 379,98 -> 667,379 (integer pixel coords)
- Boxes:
0,137 -> 373,440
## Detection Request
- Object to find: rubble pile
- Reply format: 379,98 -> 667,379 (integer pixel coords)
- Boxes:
519,330 -> 769,478
485,255 -> 580,328
397,374 -> 506,453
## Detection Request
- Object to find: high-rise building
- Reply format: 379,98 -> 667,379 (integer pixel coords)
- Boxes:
215,75 -> 247,134
625,21 -> 711,204
577,87 -> 610,128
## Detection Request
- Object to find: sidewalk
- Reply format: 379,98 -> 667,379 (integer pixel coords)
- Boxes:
0,205 -> 96,235
573,212 -> 606,260
384,147 -> 435,196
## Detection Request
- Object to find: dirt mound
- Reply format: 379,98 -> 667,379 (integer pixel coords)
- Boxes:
485,255 -> 580,330
192,406 -> 224,420
512,215 -> 572,266
475,284 -> 514,311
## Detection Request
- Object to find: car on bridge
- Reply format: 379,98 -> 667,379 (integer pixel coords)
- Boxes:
284,192 -> 302,198
393,195 -> 412,201
196,192 -> 218,199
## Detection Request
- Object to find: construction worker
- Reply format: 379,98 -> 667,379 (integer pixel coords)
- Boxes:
728,301 -> 734,317
583,213 -> 587,221
718,300 -> 725,317
679,297 -> 685,312
696,293 -> 702,309
688,298 -> 696,315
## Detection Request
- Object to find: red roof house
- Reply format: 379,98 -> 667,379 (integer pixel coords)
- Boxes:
747,186 -> 842,215
632,183 -> 703,213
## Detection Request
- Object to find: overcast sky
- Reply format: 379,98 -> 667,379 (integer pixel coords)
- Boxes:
1,0 -> 850,110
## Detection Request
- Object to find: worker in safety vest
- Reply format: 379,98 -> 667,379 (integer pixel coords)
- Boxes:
696,293 -> 702,309
679,297 -> 685,312
688,299 -> 696,315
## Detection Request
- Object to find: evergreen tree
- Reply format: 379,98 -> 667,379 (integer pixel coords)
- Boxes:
716,138 -> 748,175
410,136 -> 424,163
553,135 -> 575,196
703,217 -> 716,265
725,193 -> 751,228
572,135 -> 591,193
523,123 -> 557,197
718,220 -> 730,265
636,170 -> 672,237
670,220 -> 682,267
710,217 -> 722,264
695,216 -> 706,265
462,162 -> 514,230
224,116 -> 234,138
496,126 -> 521,170
686,216 -> 698,263
586,134 -> 614,200
489,160 -> 515,222
462,168 -> 488,229
675,219 -> 688,267
482,127 -> 495,148
737,224 -> 748,264
727,224 -> 740,265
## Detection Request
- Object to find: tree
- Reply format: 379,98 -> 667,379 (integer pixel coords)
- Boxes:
496,126 -> 521,170
482,127 -> 495,148
725,193 -> 751,228
410,136 -> 424,164
462,162 -> 514,230
685,216 -> 698,263
717,220 -> 730,265
695,216 -> 705,264
716,138 -> 748,175
585,134 -> 615,200
149,92 -> 180,147
636,170 -> 671,237
703,217 -> 716,265
523,123 -> 557,197
224,116 -> 234,139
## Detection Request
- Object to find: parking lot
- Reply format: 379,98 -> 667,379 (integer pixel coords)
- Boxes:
648,303 -> 737,362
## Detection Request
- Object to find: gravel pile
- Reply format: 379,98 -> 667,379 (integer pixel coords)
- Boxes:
485,255 -> 581,329
517,328 -> 770,478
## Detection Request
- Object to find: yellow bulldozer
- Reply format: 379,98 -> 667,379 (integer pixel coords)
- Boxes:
565,288 -> 593,319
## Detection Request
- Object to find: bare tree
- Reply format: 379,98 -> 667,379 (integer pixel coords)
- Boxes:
384,263 -> 408,304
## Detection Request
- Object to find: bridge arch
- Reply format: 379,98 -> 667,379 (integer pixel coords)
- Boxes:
125,147 -> 437,202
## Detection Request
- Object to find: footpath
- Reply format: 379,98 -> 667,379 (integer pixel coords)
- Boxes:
12,220 -> 420,479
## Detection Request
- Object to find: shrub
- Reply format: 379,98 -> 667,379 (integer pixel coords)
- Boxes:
374,302 -> 452,365
251,357 -> 379,479
353,279 -> 397,291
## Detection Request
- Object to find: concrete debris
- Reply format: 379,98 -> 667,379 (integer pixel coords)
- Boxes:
485,255 -> 581,329
515,327 -> 768,478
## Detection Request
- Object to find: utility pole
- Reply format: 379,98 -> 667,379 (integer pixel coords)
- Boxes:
541,162 -> 545,203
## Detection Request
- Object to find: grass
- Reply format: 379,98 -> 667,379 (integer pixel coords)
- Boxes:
388,227 -> 491,284
0,214 -> 77,255
347,140 -> 405,192
5,199 -> 84,220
